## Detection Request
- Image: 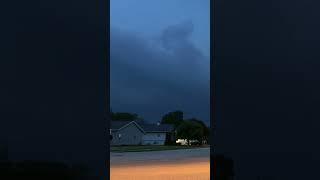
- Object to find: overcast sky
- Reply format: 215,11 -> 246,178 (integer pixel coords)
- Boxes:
110,0 -> 210,124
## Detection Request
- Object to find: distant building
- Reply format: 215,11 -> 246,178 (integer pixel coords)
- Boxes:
110,121 -> 174,146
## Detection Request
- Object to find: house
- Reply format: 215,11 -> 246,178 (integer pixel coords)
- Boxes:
110,121 -> 145,146
140,122 -> 175,145
110,121 -> 174,146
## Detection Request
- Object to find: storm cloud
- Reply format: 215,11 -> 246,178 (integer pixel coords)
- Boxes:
110,21 -> 210,124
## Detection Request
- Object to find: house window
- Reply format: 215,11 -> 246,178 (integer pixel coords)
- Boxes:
133,135 -> 136,139
118,134 -> 122,138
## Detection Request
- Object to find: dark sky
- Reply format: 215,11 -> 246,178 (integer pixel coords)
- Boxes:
110,0 -> 210,124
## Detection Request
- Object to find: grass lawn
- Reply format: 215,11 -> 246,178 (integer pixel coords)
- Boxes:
110,145 -> 209,153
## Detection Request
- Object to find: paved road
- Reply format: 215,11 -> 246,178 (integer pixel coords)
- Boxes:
110,148 -> 210,180
110,147 -> 210,166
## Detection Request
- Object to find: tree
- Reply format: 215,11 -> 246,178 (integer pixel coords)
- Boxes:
176,118 -> 210,145
189,118 -> 210,145
161,110 -> 184,128
111,112 -> 143,122
176,120 -> 204,145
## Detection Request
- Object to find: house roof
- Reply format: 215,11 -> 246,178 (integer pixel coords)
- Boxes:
110,120 -> 174,133
138,123 -> 174,133
110,120 -> 145,133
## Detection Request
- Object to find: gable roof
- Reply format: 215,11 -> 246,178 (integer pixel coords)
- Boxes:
110,120 -> 145,133
138,123 -> 174,133
110,121 -> 174,133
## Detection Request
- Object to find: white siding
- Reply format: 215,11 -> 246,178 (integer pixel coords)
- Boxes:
142,132 -> 166,145
111,123 -> 144,145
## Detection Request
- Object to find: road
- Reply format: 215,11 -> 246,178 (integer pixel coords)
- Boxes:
110,147 -> 210,180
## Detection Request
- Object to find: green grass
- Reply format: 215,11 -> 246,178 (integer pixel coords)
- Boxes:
110,145 -> 208,153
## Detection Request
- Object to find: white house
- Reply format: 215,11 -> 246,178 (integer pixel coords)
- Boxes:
142,133 -> 167,145
140,122 -> 174,145
110,121 -> 174,146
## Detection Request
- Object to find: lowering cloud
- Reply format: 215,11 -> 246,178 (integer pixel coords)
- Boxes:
110,21 -> 210,124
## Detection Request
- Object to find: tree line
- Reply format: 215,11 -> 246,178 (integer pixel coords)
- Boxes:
110,110 -> 210,145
